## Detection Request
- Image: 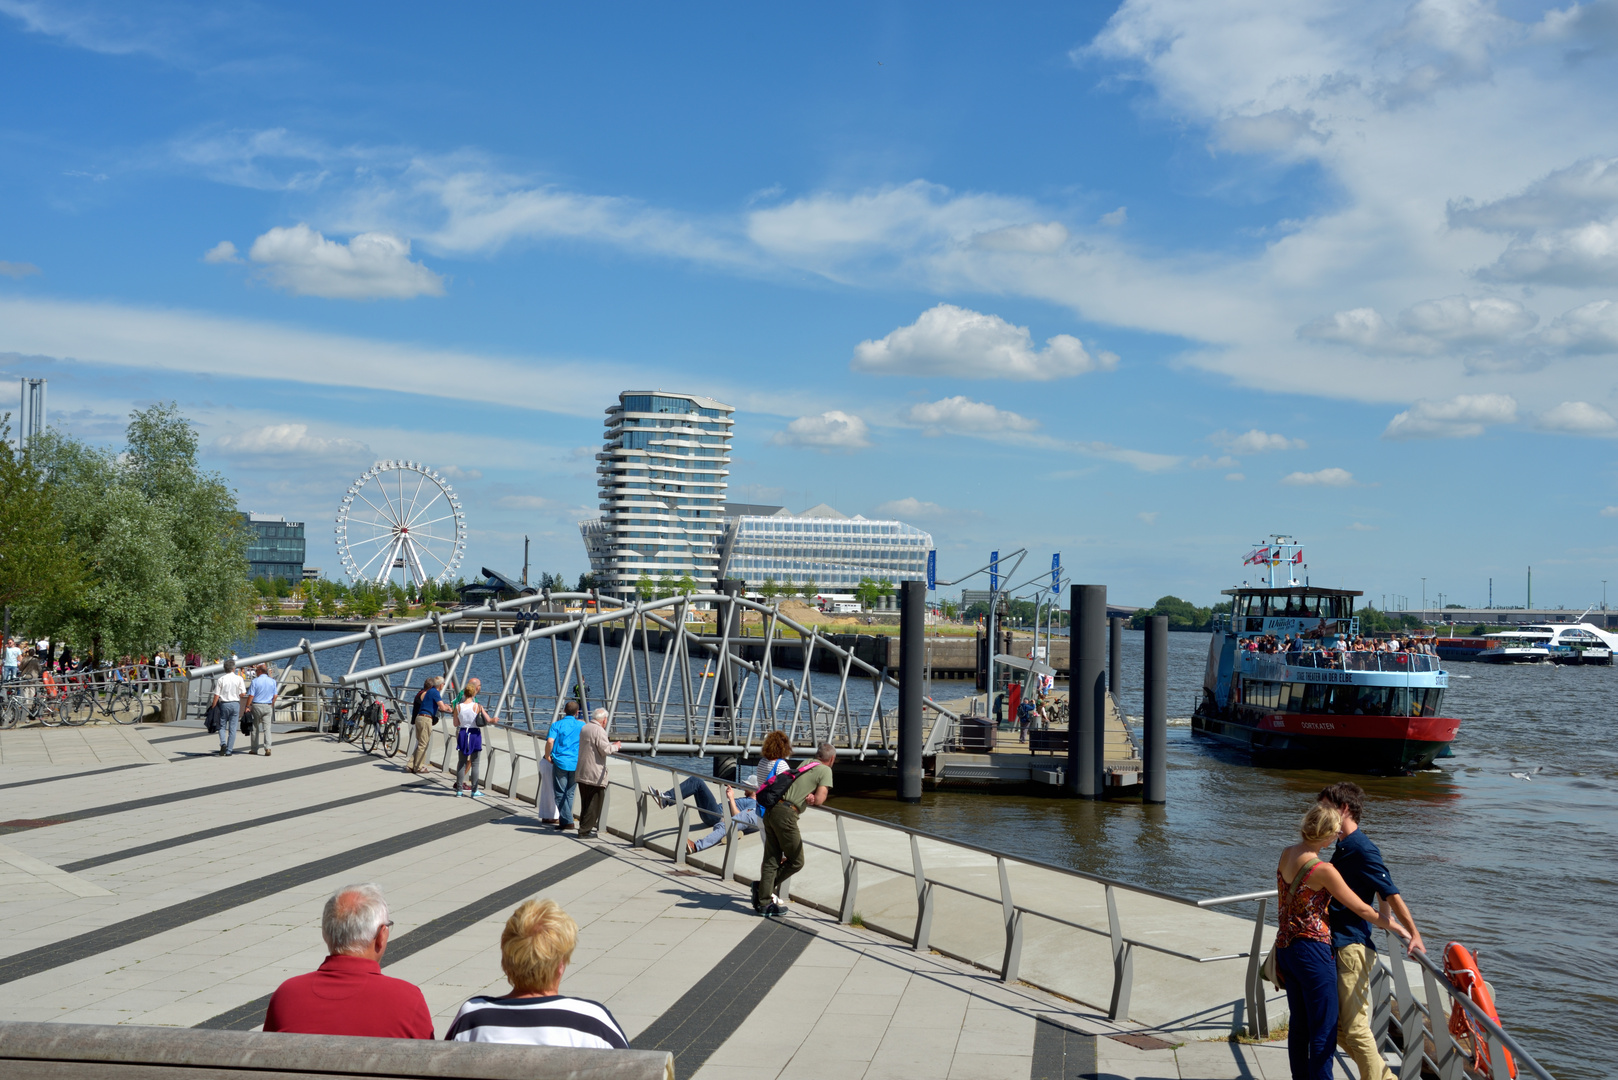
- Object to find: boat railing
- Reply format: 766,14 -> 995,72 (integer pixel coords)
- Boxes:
1239,651 -> 1443,677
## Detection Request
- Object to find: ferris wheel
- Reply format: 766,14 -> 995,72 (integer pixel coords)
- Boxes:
334,460 -> 467,588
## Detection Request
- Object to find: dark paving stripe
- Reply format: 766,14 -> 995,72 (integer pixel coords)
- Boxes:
196,845 -> 613,1031
0,805 -> 503,986
0,762 -> 152,792
632,915 -> 817,1076
0,755 -> 372,836
1031,1019 -> 1098,1080
60,784 -> 414,874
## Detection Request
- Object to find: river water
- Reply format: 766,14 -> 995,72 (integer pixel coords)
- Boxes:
240,626 -> 1609,1076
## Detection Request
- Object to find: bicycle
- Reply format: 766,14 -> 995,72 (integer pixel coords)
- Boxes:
356,696 -> 401,757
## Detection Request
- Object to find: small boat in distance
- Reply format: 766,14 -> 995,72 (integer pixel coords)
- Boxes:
1476,621 -> 1615,665
1192,536 -> 1460,774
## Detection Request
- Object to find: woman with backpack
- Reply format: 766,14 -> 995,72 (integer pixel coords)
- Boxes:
453,679 -> 497,797
1273,804 -> 1409,1079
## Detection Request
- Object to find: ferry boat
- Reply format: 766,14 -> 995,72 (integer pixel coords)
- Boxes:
1192,537 -> 1460,773
1477,621 -> 1615,665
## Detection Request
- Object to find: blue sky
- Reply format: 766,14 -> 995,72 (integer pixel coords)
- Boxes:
5,1 -> 1618,610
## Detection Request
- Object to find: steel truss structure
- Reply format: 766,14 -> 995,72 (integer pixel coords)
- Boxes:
196,592 -> 960,759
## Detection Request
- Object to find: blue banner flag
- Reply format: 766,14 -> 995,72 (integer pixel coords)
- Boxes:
990,550 -> 999,593
1052,553 -> 1060,592
927,550 -> 936,591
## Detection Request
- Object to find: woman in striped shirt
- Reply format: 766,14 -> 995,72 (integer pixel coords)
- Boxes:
445,899 -> 628,1049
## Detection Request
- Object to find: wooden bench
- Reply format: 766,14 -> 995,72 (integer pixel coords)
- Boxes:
0,1021 -> 674,1080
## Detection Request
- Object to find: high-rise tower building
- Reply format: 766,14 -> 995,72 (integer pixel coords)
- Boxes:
581,391 -> 733,599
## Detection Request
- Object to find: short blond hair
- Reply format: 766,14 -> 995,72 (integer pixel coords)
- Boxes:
500,899 -> 577,993
1300,803 -> 1342,845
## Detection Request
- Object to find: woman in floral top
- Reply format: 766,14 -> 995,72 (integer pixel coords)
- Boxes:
1275,804 -> 1409,1080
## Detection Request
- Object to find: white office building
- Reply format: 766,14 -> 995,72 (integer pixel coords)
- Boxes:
717,503 -> 933,599
580,391 -> 734,600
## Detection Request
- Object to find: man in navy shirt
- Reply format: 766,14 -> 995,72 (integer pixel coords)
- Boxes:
409,676 -> 449,773
1319,782 -> 1424,1080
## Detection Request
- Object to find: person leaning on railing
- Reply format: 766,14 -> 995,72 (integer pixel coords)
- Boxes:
754,742 -> 835,918
1274,804 -> 1409,1080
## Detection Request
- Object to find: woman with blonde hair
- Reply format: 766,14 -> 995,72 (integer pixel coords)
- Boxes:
445,899 -> 627,1048
1274,803 -> 1409,1079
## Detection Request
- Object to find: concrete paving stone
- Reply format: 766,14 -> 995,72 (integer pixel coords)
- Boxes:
823,991 -> 903,1016
1174,1039 -> 1263,1079
778,1055 -> 877,1080
946,1052 -> 1034,1080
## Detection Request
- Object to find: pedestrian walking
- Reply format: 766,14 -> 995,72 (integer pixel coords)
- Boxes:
1274,803 -> 1409,1080
409,676 -> 449,773
574,708 -> 621,838
1319,782 -> 1425,1080
211,659 -> 247,757
248,663 -> 277,756
453,679 -> 497,797
546,701 -> 585,831
754,742 -> 835,917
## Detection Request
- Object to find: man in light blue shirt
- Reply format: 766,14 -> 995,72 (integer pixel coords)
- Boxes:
546,701 -> 585,831
248,664 -> 278,756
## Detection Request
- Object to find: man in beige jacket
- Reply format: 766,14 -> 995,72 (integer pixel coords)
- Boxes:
575,707 -> 620,838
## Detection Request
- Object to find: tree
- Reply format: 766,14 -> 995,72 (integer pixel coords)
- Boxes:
576,572 -> 597,591
759,576 -> 779,602
855,576 -> 880,610
352,583 -> 383,619
877,577 -> 894,606
302,592 -> 320,618
636,573 -> 655,601
656,573 -> 677,600
676,573 -> 697,596
319,592 -> 338,618
942,600 -> 958,620
0,419 -> 85,631
272,576 -> 292,599
1129,595 -> 1215,632
801,578 -> 820,603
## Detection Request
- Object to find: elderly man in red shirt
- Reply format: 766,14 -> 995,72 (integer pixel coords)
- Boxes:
264,882 -> 433,1038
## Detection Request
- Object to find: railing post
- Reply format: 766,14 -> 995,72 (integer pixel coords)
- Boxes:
1244,897 -> 1269,1038
629,760 -> 648,847
998,857 -> 1023,983
598,778 -> 611,834
836,817 -> 858,923
1105,884 -> 1133,1021
720,816 -> 740,882
910,834 -> 933,952
1386,938 -> 1424,1080
1420,960 -> 1463,1080
673,777 -> 691,866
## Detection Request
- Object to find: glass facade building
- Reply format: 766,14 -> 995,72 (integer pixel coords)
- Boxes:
241,514 -> 306,581
718,504 -> 933,596
581,391 -> 734,599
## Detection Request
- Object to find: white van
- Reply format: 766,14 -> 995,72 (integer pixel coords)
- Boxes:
831,602 -> 861,614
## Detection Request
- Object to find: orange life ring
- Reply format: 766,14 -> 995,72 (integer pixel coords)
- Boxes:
1444,941 -> 1516,1079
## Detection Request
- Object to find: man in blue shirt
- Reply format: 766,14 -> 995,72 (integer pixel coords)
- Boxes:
1319,782 -> 1425,1080
546,701 -> 585,831
248,664 -> 279,756
409,676 -> 450,773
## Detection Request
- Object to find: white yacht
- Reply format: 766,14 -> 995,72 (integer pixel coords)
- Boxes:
1477,622 -> 1616,665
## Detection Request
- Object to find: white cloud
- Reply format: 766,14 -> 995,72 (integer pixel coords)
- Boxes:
852,304 -> 1116,380
248,224 -> 445,300
1281,468 -> 1359,487
496,495 -> 560,510
1537,298 -> 1618,354
971,222 -> 1069,254
1100,206 -> 1127,227
203,241 -> 240,265
772,411 -> 870,451
1383,393 -> 1518,439
901,396 -> 1040,436
0,295 -> 639,420
439,465 -> 483,481
1347,522 -> 1379,531
1534,401 -> 1618,435
1211,429 -> 1305,453
1601,506 -> 1618,517
213,423 -> 371,461
1225,472 -> 1245,481
1300,296 -> 1537,355
1138,511 -> 1159,525
872,497 -> 978,521
1213,108 -> 1321,154
1452,157 -> 1618,286
0,260 -> 40,279
1191,454 -> 1239,469
1079,442 -> 1180,472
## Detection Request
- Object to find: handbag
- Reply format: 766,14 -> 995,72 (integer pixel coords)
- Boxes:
1261,946 -> 1283,989
205,702 -> 221,734
240,710 -> 253,735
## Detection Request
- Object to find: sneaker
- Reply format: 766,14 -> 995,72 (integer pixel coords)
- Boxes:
649,789 -> 667,809
455,790 -> 466,797
216,749 -> 226,757
264,749 -> 271,757
471,789 -> 485,798
763,903 -> 788,917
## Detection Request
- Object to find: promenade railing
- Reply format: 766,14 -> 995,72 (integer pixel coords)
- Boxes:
1240,651 -> 1443,680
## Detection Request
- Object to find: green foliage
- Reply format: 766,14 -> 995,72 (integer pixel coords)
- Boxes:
855,576 -> 881,610
272,576 -> 292,599
758,576 -> 778,602
1355,606 -> 1424,632
319,593 -> 338,618
1470,624 -> 1488,636
636,573 -> 655,601
942,600 -> 958,620
252,576 -> 273,597
676,573 -> 697,596
302,592 -> 320,618
0,419 -> 84,627
801,578 -> 819,602
656,573 -> 676,600
23,404 -> 254,660
576,572 -> 597,591
351,583 -> 384,619
1130,595 -> 1217,631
